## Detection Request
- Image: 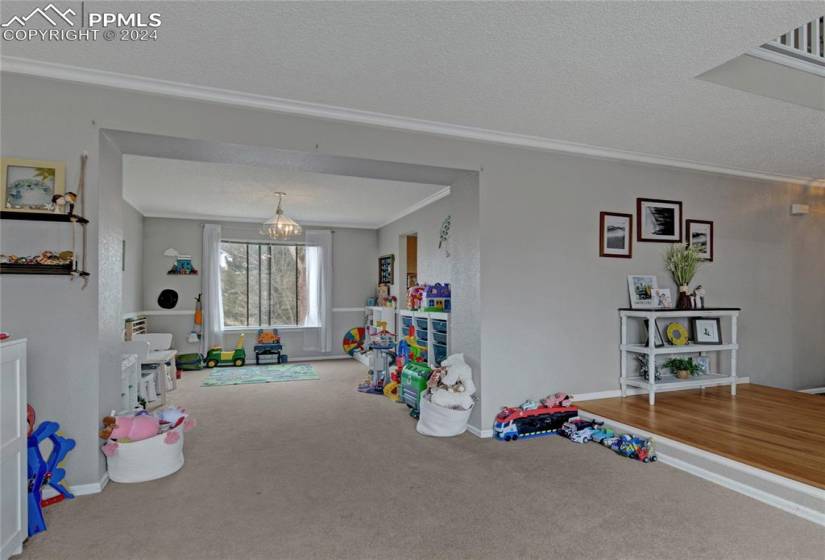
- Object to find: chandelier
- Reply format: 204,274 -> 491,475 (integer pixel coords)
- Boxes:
260,192 -> 302,240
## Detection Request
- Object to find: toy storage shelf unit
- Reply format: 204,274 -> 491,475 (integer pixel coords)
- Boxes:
397,310 -> 450,367
0,211 -> 91,278
619,308 -> 741,405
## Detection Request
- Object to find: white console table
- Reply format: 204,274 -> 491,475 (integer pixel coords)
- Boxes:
619,308 -> 740,405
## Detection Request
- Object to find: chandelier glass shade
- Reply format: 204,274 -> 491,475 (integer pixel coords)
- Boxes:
260,192 -> 302,240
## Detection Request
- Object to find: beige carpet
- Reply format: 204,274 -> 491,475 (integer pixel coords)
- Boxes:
20,360 -> 824,560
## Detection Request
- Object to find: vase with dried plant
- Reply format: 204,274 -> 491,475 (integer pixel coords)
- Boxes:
664,244 -> 702,310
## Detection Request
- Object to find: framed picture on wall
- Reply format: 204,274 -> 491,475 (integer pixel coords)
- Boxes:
1,158 -> 66,214
637,198 -> 682,242
599,212 -> 633,258
686,219 -> 714,261
378,254 -> 395,285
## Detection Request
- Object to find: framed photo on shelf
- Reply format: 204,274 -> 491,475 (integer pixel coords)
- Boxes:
686,219 -> 714,261
599,212 -> 632,258
637,198 -> 682,243
651,288 -> 672,309
692,317 -> 723,344
1,158 -> 66,214
695,356 -> 711,375
378,254 -> 394,285
627,275 -> 658,309
644,319 -> 665,347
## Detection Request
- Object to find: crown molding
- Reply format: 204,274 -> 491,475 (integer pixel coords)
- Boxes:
377,186 -> 451,229
138,209 -> 380,230
3,56 -> 823,187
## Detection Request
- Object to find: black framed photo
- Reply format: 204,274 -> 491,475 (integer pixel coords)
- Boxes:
644,318 -> 666,347
637,198 -> 682,243
378,254 -> 394,285
599,212 -> 632,258
686,219 -> 713,261
692,317 -> 722,344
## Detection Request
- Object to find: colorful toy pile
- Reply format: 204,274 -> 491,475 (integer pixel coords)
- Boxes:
493,394 -> 657,463
99,406 -> 196,456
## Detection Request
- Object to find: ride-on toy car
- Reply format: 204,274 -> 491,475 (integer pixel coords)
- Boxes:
205,334 -> 246,368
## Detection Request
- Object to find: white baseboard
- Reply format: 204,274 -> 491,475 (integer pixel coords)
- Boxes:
65,472 -> 109,496
578,411 -> 825,527
289,355 -> 350,362
466,424 -> 492,439
799,386 -> 825,394
573,377 -> 750,402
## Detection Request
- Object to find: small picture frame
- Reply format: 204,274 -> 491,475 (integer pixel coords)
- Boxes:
627,275 -> 658,309
599,212 -> 632,258
692,317 -> 722,344
651,288 -> 672,309
686,219 -> 713,261
644,319 -> 665,347
695,356 -> 711,375
378,254 -> 394,285
1,158 -> 66,214
637,198 -> 682,243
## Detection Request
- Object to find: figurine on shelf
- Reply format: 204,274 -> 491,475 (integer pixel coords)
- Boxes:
692,285 -> 706,309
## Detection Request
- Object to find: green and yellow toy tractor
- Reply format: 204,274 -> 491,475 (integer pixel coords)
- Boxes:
205,333 -> 246,368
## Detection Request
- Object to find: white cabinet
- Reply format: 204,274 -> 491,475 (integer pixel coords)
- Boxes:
1,339 -> 27,560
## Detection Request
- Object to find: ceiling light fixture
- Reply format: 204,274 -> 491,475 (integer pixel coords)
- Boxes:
261,192 -> 302,240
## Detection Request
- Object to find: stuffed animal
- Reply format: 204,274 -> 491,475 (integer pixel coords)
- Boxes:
102,414 -> 160,443
429,353 -> 475,411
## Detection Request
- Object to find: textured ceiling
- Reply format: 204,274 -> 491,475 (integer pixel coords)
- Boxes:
3,1 -> 824,180
122,155 -> 445,227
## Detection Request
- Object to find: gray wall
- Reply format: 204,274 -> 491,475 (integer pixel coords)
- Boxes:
1,73 -> 822,486
377,195 -> 452,301
140,217 -> 377,359
121,201 -> 144,314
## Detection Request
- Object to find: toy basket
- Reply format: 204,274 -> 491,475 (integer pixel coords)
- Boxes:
105,424 -> 185,483
416,392 -> 473,437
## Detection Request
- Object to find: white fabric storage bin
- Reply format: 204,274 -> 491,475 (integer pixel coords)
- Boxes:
416,393 -> 473,437
106,425 -> 184,483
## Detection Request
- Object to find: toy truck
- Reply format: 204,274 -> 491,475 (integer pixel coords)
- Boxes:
494,401 -> 578,441
401,362 -> 432,418
205,333 -> 246,368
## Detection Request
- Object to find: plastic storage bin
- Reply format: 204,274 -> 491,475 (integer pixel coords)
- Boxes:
414,317 -> 429,331
431,320 -> 448,333
433,332 -> 448,345
433,343 -> 447,364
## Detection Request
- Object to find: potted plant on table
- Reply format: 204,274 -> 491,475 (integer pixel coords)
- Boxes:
663,357 -> 702,380
664,244 -> 703,310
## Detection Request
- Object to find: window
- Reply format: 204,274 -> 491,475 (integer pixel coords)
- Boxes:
220,241 -> 308,327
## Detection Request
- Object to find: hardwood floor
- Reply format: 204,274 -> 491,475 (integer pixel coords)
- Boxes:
576,384 -> 825,489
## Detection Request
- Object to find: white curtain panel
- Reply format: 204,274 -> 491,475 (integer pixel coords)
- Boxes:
303,229 -> 333,352
201,224 -> 224,356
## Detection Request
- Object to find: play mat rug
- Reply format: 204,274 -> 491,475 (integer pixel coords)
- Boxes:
201,363 -> 319,387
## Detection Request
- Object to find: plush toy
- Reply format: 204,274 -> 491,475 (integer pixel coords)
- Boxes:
105,414 -> 160,443
154,406 -> 187,427
429,354 -> 475,411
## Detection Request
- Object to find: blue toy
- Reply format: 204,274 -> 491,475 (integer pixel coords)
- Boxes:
28,419 -> 76,537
